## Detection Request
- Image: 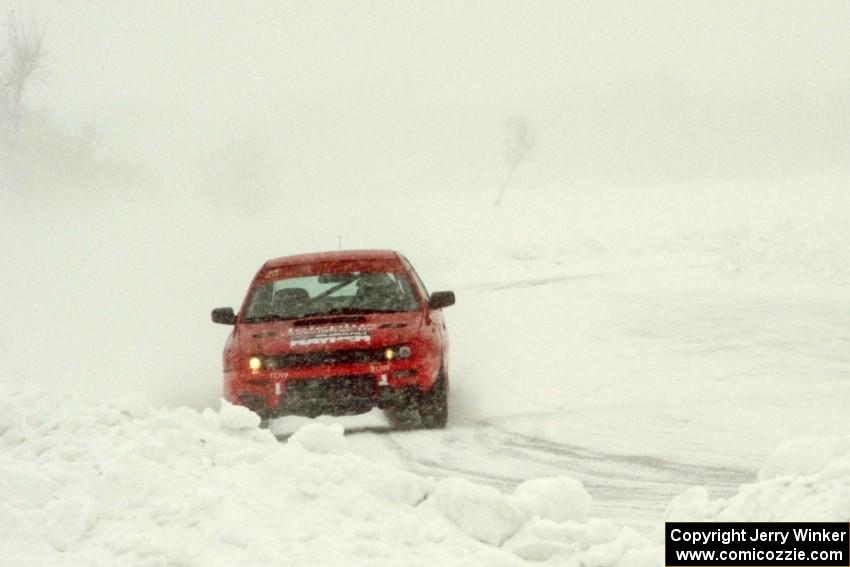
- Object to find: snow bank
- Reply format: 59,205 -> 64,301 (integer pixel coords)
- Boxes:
667,434 -> 850,523
0,383 -> 653,566
7,382 -> 850,567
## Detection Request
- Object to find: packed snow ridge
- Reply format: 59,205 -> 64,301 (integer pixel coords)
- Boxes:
0,385 -> 653,566
667,435 -> 850,523
2,384 -> 848,567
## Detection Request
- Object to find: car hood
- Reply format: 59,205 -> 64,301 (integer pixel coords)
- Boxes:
235,311 -> 423,356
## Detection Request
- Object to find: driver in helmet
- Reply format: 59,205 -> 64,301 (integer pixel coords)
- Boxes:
355,272 -> 401,311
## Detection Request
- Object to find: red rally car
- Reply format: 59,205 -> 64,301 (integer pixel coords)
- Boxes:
211,250 -> 455,428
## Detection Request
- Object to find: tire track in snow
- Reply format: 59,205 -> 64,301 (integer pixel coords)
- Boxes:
359,420 -> 752,531
465,262 -> 718,293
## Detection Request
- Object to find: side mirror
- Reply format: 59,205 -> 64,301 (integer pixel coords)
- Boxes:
428,291 -> 455,310
211,307 -> 236,325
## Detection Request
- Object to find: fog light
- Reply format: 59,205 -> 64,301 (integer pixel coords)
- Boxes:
248,357 -> 262,371
384,348 -> 394,361
398,345 -> 411,359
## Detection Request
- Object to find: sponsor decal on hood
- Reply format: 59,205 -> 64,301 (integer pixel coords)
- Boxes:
288,323 -> 377,347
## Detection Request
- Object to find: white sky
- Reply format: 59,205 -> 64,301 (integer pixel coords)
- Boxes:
5,1 -> 850,182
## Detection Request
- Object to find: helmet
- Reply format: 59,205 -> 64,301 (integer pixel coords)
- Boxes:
358,272 -> 395,289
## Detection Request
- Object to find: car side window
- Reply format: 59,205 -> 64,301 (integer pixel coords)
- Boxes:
402,256 -> 430,300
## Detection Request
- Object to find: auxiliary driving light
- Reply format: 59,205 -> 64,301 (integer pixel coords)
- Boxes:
248,357 -> 262,371
384,348 -> 394,361
397,345 -> 412,359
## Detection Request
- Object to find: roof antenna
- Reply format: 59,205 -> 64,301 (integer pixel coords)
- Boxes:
337,235 -> 342,250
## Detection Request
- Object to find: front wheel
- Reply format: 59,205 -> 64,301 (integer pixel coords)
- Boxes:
417,373 -> 448,429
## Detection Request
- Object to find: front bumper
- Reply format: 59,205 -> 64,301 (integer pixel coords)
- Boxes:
225,361 -> 429,418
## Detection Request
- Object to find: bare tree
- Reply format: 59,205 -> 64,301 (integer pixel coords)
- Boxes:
495,116 -> 536,206
0,12 -> 46,142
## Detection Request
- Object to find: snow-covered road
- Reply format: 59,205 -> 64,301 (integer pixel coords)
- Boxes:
340,419 -> 752,531
274,256 -> 850,532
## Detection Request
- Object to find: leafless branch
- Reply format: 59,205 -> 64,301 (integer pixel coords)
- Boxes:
1,12 -> 46,137
495,116 -> 536,206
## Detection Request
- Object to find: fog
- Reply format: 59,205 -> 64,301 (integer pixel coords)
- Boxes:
2,1 -> 849,407
14,1 -> 850,181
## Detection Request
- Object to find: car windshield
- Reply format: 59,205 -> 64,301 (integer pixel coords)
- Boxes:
243,271 -> 420,322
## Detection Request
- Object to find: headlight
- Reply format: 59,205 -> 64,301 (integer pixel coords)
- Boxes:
385,346 -> 411,360
248,357 -> 262,371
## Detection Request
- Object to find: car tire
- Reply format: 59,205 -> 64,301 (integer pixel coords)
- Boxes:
417,373 -> 448,429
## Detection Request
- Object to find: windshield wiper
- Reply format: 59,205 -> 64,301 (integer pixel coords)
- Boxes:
243,314 -> 298,323
246,307 -> 400,323
298,307 -> 389,318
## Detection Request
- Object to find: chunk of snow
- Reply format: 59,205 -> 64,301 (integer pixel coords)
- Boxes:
428,477 -> 526,546
44,496 -> 98,551
504,517 -> 639,564
288,422 -> 348,454
268,407 -> 390,437
218,399 -> 261,431
758,435 -> 850,481
664,486 -> 722,522
512,476 -> 591,523
110,392 -> 152,419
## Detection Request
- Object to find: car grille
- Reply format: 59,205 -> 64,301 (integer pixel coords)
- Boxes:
284,375 -> 376,403
265,347 -> 391,369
